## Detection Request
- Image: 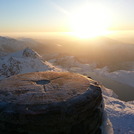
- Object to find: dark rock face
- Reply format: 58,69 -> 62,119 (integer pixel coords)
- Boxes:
0,57 -> 21,77
0,72 -> 103,134
22,48 -> 40,59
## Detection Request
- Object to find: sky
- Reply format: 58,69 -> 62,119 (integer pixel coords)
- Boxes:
0,0 -> 134,33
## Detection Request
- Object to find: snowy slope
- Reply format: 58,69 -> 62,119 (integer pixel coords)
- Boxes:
101,87 -> 134,134
103,70 -> 134,87
92,67 -> 134,88
49,56 -> 96,72
0,48 -> 61,80
49,56 -> 134,88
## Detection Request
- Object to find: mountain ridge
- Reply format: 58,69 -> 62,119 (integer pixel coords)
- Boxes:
0,48 -> 61,80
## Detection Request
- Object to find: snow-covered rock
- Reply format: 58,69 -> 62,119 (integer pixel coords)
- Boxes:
0,48 -> 62,80
22,47 -> 41,58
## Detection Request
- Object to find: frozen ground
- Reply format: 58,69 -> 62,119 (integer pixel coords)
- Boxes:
102,87 -> 134,134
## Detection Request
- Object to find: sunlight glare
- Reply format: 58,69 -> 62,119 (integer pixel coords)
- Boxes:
69,4 -> 112,38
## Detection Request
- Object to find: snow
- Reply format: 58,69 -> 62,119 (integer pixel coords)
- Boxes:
0,48 -> 62,80
101,110 -> 114,134
49,56 -> 134,88
103,70 -> 134,87
92,67 -> 134,87
99,86 -> 134,134
103,94 -> 134,134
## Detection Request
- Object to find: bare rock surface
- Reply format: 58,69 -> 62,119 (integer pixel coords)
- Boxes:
0,71 -> 103,134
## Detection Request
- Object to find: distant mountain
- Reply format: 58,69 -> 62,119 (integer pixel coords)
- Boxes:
0,36 -> 26,52
49,55 -> 96,73
0,48 -> 61,80
49,56 -> 81,68
0,36 -> 43,54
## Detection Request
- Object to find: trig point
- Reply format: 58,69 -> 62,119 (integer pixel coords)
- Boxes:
0,72 -> 103,134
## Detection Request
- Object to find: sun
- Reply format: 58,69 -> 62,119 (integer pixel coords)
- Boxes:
69,4 -> 112,38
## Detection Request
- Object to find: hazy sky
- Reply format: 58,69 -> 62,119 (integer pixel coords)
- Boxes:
0,0 -> 134,33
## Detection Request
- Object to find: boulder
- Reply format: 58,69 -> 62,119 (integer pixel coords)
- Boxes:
0,72 -> 103,134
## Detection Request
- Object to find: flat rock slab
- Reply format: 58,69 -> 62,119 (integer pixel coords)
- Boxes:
0,71 -> 100,105
0,72 -> 103,134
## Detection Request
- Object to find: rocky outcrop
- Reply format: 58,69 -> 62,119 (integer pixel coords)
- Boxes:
0,57 -> 21,77
0,72 -> 103,134
22,47 -> 41,59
